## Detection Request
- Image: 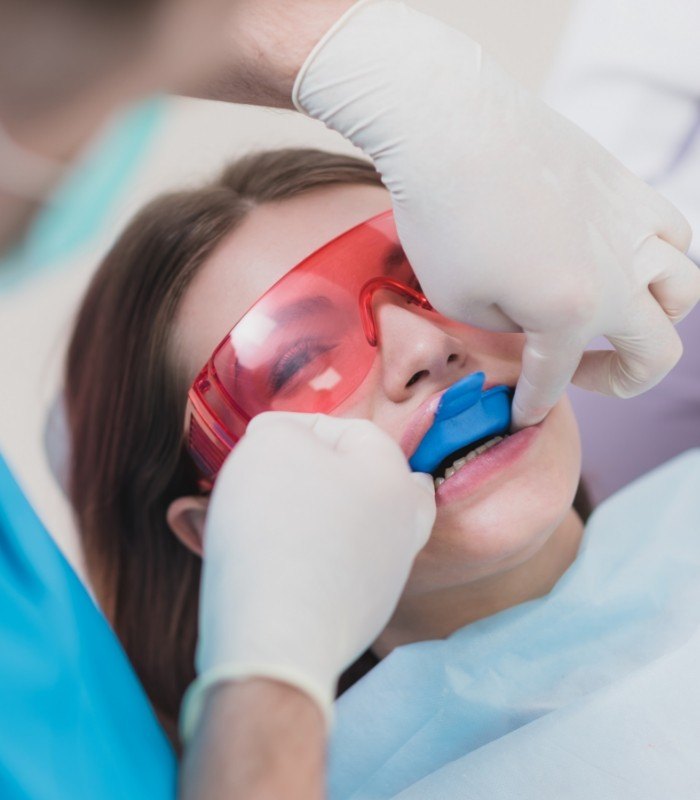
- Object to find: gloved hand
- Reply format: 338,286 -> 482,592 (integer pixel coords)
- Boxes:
293,0 -> 700,428
180,412 -> 435,740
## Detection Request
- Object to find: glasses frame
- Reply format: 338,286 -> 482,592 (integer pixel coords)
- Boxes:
184,210 -> 433,488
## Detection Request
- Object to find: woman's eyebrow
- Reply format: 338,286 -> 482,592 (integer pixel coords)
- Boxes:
269,245 -> 408,328
272,295 -> 335,325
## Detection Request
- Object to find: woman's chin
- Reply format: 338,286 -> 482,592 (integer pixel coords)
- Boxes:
406,501 -> 568,592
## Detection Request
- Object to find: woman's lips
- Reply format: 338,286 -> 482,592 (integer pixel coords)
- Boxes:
400,378 -> 503,461
400,391 -> 444,460
435,423 -> 541,505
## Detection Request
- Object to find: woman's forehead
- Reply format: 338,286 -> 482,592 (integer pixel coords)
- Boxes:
173,183 -> 392,382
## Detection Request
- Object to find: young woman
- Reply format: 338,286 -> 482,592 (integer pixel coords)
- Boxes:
65,149 -> 699,794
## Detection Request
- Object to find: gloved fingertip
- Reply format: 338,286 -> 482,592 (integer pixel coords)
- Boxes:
511,383 -> 551,431
410,472 -> 436,493
415,512 -> 435,550
511,406 -> 547,431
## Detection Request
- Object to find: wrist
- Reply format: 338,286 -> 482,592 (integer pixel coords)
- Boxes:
206,677 -> 326,725
180,662 -> 334,743
181,678 -> 326,800
196,0 -> 357,108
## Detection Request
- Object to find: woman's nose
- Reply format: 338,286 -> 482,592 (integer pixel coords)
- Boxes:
375,300 -> 466,402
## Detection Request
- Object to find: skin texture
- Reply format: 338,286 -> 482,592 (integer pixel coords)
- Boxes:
168,183 -> 585,656
188,0 -> 356,107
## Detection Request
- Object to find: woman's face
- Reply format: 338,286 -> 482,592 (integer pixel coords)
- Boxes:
173,184 -> 582,595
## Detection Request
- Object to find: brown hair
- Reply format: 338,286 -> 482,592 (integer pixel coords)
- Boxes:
65,146 -> 593,743
64,148 -> 384,740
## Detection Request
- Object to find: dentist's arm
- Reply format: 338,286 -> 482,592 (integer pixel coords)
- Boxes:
178,413 -> 435,800
180,680 -> 325,800
189,0 -> 355,108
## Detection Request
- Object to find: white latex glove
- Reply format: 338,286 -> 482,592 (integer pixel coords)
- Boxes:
180,412 -> 435,739
293,0 -> 700,428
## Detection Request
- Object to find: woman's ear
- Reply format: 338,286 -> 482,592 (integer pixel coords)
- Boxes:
166,496 -> 210,557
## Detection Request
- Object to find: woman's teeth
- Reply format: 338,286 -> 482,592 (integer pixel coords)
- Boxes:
433,434 -> 508,488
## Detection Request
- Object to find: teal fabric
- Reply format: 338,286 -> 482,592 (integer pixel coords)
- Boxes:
0,453 -> 176,798
329,450 -> 700,799
0,97 -> 163,292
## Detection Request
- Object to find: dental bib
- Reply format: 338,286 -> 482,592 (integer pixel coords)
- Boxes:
409,372 -> 513,475
328,450 -> 700,799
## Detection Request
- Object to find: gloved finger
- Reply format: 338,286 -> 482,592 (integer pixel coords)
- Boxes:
253,411 -> 356,445
245,411 -> 356,448
303,414 -> 397,457
410,471 -> 435,494
428,296 -> 522,333
244,410 -> 311,433
466,302 -> 523,333
267,411 -> 409,467
329,418 -> 411,472
639,237 -> 700,324
631,176 -> 694,253
572,299 -> 683,398
511,331 -> 584,430
409,473 -> 437,548
240,413 -> 358,467
652,190 -> 693,253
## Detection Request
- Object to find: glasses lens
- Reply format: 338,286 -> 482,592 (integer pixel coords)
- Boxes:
215,275 -> 370,416
212,212 -> 415,419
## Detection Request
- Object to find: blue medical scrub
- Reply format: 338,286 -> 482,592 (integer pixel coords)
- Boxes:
1,98 -> 175,796
0,454 -> 176,798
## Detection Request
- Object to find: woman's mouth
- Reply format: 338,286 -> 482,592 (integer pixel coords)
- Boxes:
432,423 -> 541,504
400,371 -> 533,502
432,433 -> 510,488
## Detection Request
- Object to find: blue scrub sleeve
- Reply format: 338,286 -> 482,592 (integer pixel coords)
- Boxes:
0,454 -> 176,799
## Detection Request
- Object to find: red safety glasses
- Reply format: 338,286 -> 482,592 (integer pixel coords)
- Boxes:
185,210 -> 436,486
